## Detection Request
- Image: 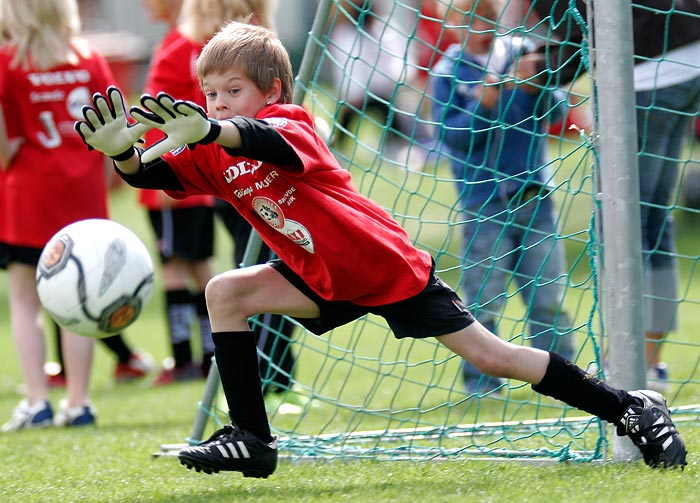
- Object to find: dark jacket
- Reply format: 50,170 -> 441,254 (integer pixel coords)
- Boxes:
531,0 -> 700,85
429,38 -> 566,208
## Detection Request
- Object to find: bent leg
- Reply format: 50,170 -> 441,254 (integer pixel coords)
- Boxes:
205,264 -> 319,444
205,263 -> 320,332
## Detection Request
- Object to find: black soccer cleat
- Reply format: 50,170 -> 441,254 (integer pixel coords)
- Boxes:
616,390 -> 687,469
178,425 -> 278,478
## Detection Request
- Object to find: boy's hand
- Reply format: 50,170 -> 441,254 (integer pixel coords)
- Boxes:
75,86 -> 148,160
130,93 -> 221,163
509,53 -> 546,94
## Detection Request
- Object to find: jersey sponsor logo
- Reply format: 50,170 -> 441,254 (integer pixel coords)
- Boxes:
283,221 -> 313,252
223,159 -> 262,183
278,187 -> 296,206
30,90 -> 65,103
27,69 -> 91,87
231,171 -> 287,199
252,196 -> 314,253
254,170 -> 279,189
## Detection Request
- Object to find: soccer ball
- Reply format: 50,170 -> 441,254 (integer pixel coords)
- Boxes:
36,219 -> 155,338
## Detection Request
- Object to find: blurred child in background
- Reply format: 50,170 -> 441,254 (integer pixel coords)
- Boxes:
428,0 -> 576,394
0,0 -> 118,430
140,0 -> 301,406
139,0 -> 217,384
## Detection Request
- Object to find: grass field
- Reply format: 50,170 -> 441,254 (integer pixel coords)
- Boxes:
0,119 -> 700,503
1,180 -> 699,502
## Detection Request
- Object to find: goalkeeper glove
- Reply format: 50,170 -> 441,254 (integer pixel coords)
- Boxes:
74,86 -> 148,161
129,93 -> 222,164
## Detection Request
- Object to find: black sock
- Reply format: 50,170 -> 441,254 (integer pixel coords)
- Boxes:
173,341 -> 193,369
532,352 -> 636,424
99,334 -> 132,363
213,331 -> 272,443
166,289 -> 194,367
53,321 -> 65,375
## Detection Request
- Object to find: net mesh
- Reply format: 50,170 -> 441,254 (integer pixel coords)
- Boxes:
192,0 -> 700,463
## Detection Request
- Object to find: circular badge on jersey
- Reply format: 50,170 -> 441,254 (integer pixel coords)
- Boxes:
67,86 -> 91,120
253,197 -> 284,229
252,196 -> 314,253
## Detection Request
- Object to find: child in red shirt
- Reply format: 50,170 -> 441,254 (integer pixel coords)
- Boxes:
138,0 -> 217,384
76,21 -> 686,477
0,0 -> 111,430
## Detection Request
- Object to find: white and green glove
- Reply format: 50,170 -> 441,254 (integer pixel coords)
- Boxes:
74,86 -> 149,161
129,93 -> 222,164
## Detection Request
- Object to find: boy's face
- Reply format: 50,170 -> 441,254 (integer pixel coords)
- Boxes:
201,67 -> 271,120
446,10 -> 496,55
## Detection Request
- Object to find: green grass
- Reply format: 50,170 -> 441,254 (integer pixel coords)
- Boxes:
1,180 -> 700,502
3,126 -> 700,500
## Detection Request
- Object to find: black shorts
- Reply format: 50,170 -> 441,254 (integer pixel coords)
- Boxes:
269,259 -> 475,339
0,242 -> 6,269
0,242 -> 42,269
148,206 -> 214,262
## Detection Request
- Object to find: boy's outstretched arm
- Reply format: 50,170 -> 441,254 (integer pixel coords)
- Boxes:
130,93 -> 243,164
74,86 -> 149,174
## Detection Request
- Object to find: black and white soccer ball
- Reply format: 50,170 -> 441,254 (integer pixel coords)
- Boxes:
36,219 -> 155,339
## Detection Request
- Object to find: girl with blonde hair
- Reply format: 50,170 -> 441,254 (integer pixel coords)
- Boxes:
0,0 -> 118,430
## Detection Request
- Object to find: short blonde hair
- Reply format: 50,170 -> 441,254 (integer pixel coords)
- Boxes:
196,21 -> 294,104
179,0 -> 276,43
0,0 -> 82,70
245,0 -> 277,29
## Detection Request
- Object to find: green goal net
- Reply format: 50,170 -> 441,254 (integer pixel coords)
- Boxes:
170,0 -> 700,464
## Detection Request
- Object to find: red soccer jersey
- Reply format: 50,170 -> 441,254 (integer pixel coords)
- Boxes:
0,169 -> 5,244
161,104 -> 433,305
0,43 -> 113,249
138,30 -> 213,210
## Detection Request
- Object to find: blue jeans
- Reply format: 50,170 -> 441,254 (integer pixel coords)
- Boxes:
459,194 -> 575,390
636,78 -> 700,332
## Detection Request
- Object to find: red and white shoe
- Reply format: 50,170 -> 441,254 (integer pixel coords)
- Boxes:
114,350 -> 154,382
152,359 -> 203,386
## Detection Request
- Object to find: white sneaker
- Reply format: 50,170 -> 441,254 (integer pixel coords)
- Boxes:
1,399 -> 54,432
53,399 -> 96,427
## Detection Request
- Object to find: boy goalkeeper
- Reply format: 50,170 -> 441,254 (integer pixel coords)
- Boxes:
75,21 -> 687,478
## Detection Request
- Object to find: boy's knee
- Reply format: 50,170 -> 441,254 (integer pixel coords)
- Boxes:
205,273 -> 235,308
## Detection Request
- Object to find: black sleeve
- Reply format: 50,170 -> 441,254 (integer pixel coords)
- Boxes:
115,155 -> 185,191
222,116 -> 303,168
